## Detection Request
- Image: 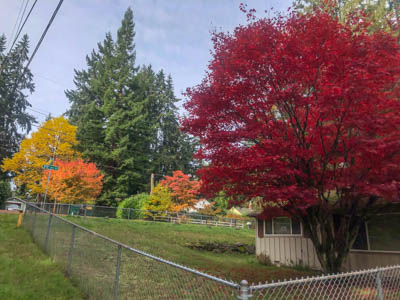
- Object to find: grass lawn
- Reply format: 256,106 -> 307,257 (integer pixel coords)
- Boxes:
65,216 -> 315,284
0,213 -> 83,300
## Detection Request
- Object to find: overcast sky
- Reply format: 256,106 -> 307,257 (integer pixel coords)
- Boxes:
0,0 -> 292,124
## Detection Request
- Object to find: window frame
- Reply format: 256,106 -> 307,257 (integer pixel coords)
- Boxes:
264,217 -> 303,237
358,213 -> 400,253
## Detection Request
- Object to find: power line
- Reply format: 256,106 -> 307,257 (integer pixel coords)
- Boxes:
24,0 -> 65,71
31,123 -> 72,138
12,0 -> 30,48
7,0 -> 26,50
30,105 -> 52,115
26,107 -> 49,117
8,0 -> 38,54
3,0 -> 65,125
34,72 -> 68,88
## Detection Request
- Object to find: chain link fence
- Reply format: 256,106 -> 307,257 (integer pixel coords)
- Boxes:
23,202 -> 243,299
31,202 -> 254,229
249,265 -> 400,299
21,200 -> 400,299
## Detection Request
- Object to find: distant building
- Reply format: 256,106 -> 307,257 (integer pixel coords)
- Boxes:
227,206 -> 253,217
188,199 -> 211,213
4,198 -> 25,212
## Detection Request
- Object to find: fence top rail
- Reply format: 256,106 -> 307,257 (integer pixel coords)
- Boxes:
250,264 -> 400,290
20,198 -> 240,289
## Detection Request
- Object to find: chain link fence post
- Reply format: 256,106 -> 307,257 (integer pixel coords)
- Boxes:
128,208 -> 131,220
114,245 -> 122,300
32,206 -> 37,236
67,225 -> 76,276
44,214 -> 53,253
237,280 -> 252,299
376,271 -> 384,300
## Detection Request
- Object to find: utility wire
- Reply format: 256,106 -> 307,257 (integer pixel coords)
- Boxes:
8,0 -> 38,54
30,105 -> 52,115
34,72 -> 68,88
24,0 -> 64,71
2,0 -> 64,126
11,0 -> 30,49
26,107 -> 49,117
31,123 -> 72,138
7,0 -> 26,50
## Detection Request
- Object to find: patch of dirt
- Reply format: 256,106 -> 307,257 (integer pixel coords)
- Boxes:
0,210 -> 20,214
186,241 -> 256,254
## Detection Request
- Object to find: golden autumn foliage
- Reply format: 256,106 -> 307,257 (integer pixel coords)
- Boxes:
144,184 -> 172,215
1,116 -> 79,195
43,159 -> 103,204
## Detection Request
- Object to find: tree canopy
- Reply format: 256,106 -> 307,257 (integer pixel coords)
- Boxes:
66,8 -> 196,205
183,8 -> 400,273
43,158 -> 103,204
294,0 -> 400,37
160,170 -> 200,211
0,34 -> 35,181
2,116 -> 79,195
144,184 -> 172,214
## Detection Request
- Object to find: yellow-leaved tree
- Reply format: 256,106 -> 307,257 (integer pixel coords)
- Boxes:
1,116 -> 79,196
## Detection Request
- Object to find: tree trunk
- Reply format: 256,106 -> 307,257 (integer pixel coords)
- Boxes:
301,208 -> 363,274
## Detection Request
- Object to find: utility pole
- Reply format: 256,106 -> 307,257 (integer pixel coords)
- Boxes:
42,135 -> 59,206
150,173 -> 154,195
43,167 -> 52,204
43,160 -> 58,204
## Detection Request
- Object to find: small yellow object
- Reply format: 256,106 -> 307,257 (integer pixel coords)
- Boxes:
16,210 -> 24,227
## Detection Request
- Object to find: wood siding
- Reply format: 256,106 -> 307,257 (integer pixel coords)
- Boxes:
256,220 -> 400,271
256,219 -> 321,269
344,251 -> 400,271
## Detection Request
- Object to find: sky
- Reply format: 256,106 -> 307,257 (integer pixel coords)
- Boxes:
0,0 -> 293,124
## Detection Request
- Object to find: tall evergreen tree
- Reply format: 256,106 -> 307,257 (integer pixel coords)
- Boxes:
0,34 -> 35,182
66,8 -> 196,206
153,73 -> 197,176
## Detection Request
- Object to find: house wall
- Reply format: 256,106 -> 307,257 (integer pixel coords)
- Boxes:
256,220 -> 400,271
256,220 -> 321,269
345,251 -> 400,271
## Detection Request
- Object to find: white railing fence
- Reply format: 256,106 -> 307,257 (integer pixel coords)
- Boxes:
30,201 -> 254,229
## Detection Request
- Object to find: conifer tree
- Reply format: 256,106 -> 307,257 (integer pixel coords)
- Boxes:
0,34 -> 35,181
67,8 -> 196,206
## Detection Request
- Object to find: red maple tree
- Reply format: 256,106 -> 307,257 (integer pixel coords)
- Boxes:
160,170 -> 200,211
183,9 -> 400,272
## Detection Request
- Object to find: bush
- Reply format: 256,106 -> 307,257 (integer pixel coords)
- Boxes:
0,180 -> 11,209
116,193 -> 150,219
144,185 -> 172,217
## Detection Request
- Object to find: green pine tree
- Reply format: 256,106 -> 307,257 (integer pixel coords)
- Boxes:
66,8 -> 197,206
0,34 -> 35,182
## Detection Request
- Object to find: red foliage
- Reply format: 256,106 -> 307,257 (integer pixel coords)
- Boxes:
160,170 -> 200,209
182,10 -> 400,215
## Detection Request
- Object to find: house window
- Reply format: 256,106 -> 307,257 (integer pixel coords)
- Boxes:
350,214 -> 400,252
368,214 -> 400,252
264,217 -> 302,236
352,222 -> 369,250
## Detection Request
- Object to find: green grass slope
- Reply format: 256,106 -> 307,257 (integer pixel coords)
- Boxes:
66,216 -> 314,284
0,214 -> 83,300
